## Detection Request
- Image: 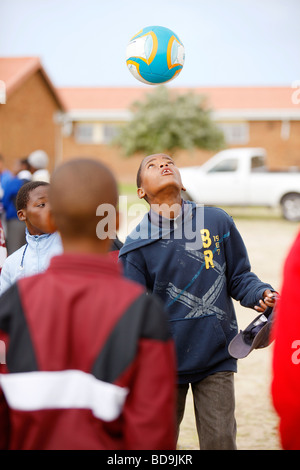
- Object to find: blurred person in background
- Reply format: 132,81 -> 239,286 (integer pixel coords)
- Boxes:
2,158 -> 31,255
0,154 -> 12,232
27,150 -> 50,183
0,159 -> 176,450
272,230 -> 300,450
0,181 -> 62,294
0,219 -> 7,275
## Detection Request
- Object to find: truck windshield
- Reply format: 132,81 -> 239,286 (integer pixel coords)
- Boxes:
207,158 -> 238,173
251,156 -> 266,172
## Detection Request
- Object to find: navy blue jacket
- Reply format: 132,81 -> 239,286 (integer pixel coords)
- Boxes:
119,201 -> 273,383
3,177 -> 29,220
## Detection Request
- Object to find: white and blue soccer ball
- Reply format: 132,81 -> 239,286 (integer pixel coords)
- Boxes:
126,26 -> 185,85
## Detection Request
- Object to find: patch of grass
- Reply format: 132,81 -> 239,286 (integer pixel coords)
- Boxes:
118,182 -> 148,210
220,206 -> 282,220
118,182 -> 137,196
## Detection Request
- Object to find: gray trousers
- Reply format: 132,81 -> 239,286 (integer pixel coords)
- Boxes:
177,371 -> 237,450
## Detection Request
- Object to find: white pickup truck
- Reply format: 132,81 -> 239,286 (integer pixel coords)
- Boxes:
179,148 -> 300,221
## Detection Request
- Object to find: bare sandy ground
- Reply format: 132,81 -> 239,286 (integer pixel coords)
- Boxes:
176,210 -> 299,450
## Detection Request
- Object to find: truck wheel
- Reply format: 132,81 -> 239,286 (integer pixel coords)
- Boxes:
281,193 -> 300,221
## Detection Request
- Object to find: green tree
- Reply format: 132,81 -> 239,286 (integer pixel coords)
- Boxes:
114,86 -> 225,156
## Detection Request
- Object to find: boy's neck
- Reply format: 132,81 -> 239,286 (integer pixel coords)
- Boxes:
27,229 -> 47,237
61,237 -> 112,255
149,192 -> 183,219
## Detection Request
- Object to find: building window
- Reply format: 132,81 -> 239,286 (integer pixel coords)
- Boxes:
281,120 -> 290,140
75,123 -> 96,144
102,124 -> 119,144
207,158 -> 238,173
217,122 -> 249,145
75,123 -> 119,144
251,156 -> 266,172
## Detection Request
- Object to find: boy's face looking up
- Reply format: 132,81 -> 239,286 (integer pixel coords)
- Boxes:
137,154 -> 185,203
17,185 -> 53,236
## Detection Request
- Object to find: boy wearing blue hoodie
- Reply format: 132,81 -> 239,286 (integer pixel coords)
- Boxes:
119,153 -> 276,450
0,181 -> 62,294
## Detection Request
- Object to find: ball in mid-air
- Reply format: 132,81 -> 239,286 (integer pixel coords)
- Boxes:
126,25 -> 185,85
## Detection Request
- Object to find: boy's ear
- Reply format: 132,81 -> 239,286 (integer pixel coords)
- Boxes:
179,175 -> 186,192
115,209 -> 120,232
137,187 -> 146,200
46,209 -> 58,234
17,209 -> 26,222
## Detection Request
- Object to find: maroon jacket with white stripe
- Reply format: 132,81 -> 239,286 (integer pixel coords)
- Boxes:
0,253 -> 176,450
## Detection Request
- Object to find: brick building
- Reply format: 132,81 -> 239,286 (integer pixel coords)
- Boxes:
57,86 -> 300,181
0,57 -> 65,172
1,57 -> 300,182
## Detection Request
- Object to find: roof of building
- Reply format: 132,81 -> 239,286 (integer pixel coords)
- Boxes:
57,85 -> 300,122
0,57 -> 65,110
57,85 -> 300,112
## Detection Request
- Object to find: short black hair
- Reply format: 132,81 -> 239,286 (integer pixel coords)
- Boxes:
16,181 -> 49,211
137,157 -> 148,188
136,161 -> 143,188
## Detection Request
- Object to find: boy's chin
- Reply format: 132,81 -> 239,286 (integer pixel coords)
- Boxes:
157,180 -> 182,195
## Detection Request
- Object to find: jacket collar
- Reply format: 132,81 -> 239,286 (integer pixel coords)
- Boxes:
119,200 -> 196,257
25,228 -> 54,244
48,251 -> 122,276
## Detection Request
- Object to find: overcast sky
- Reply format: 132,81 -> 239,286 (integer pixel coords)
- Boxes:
0,0 -> 299,88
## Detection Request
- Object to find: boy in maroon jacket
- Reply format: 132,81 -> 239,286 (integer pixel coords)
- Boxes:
272,230 -> 300,450
0,158 -> 176,450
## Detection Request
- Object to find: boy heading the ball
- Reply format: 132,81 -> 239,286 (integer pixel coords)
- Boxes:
119,153 -> 276,450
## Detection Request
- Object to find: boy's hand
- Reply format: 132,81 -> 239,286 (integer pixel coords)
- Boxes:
254,289 -> 278,312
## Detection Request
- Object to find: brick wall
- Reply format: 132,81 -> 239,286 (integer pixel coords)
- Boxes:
61,135 -> 216,184
61,118 -> 300,183
247,121 -> 300,169
0,70 -> 61,172
2,72 -> 298,182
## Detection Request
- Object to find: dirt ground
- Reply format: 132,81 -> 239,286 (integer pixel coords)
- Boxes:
175,208 -> 299,451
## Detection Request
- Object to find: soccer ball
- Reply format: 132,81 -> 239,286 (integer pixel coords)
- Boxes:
126,26 -> 185,85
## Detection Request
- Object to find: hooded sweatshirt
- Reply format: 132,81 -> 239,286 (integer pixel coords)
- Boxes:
271,230 -> 300,449
119,200 -> 273,383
